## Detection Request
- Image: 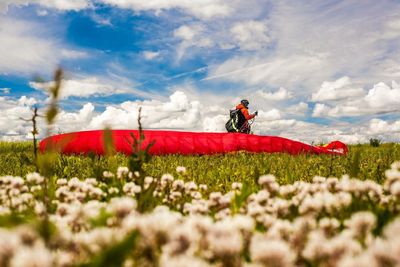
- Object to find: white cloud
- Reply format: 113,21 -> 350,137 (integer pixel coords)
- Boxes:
230,20 -> 271,51
257,87 -> 292,101
173,24 -> 213,61
98,0 -> 232,20
367,119 -> 400,135
0,0 -> 91,12
61,49 -> 89,59
2,90 -> 400,144
311,76 -> 364,102
365,81 -> 400,109
143,51 -> 160,60
0,88 -> 11,94
205,0 -> 400,96
29,77 -> 135,99
312,80 -> 400,117
287,102 -> 308,115
0,17 -> 89,75
205,54 -> 326,89
0,17 -> 59,75
0,96 -> 40,141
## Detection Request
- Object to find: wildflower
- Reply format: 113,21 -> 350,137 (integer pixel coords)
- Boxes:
103,171 -> 114,178
184,181 -> 198,193
176,166 -> 187,174
117,167 -> 129,179
390,181 -> 400,197
123,182 -> 141,196
108,187 -> 119,195
172,180 -> 185,191
10,242 -> 53,267
232,182 -> 243,191
250,234 -> 296,267
56,178 -> 68,186
207,219 -> 243,257
199,184 -> 208,191
345,211 -> 376,241
26,172 -> 44,184
108,197 -> 137,218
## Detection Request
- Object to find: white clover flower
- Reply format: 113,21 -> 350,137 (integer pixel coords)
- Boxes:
369,238 -> 398,267
190,191 -> 202,200
319,217 -> 340,236
207,219 -> 243,257
68,177 -> 81,190
160,255 -> 210,267
84,178 -> 98,186
108,187 -> 119,195
26,172 -> 44,184
144,176 -> 154,185
56,178 -> 67,186
11,177 -> 25,189
345,211 -> 376,239
176,166 -> 187,174
389,181 -> 400,197
172,179 -> 185,191
250,233 -> 296,267
108,197 -> 137,218
232,182 -> 243,191
184,181 -> 198,193
10,242 -> 53,267
117,167 -> 130,179
102,171 -> 114,178
123,182 -> 141,196
312,176 -> 326,184
199,184 -> 208,191
258,174 -> 276,185
338,253 -> 379,267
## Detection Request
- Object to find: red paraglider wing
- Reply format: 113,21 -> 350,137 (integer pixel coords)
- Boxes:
39,130 -> 348,156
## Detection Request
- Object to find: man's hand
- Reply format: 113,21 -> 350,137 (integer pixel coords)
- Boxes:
254,110 -> 258,116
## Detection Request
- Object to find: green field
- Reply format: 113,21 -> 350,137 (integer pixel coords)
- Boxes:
1,141 -> 399,191
1,141 -> 400,267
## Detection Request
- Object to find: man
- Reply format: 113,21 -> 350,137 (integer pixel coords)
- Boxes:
226,99 -> 258,133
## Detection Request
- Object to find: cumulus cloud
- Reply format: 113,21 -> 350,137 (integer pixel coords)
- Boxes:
2,90 -> 399,144
364,81 -> 400,109
311,76 -> 364,102
0,96 -> 40,141
230,20 -> 271,51
287,102 -> 308,115
312,81 -> 400,117
29,77 -> 135,99
367,119 -> 400,135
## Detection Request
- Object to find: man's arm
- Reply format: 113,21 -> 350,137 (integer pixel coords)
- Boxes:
241,108 -> 255,120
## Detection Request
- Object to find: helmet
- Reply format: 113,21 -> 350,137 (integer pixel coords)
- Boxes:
241,99 -> 249,108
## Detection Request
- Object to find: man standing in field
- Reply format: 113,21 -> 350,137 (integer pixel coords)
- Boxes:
226,99 -> 258,133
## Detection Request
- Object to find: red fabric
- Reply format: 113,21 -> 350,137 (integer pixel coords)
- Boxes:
39,130 -> 348,156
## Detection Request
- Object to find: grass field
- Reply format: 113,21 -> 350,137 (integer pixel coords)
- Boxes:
1,141 -> 400,189
1,140 -> 400,267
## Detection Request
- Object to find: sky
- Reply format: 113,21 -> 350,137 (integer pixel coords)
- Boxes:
0,0 -> 400,144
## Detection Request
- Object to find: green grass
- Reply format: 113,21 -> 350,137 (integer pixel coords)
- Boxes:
1,141 -> 399,192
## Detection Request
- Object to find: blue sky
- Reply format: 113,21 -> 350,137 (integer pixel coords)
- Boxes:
0,0 -> 400,143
